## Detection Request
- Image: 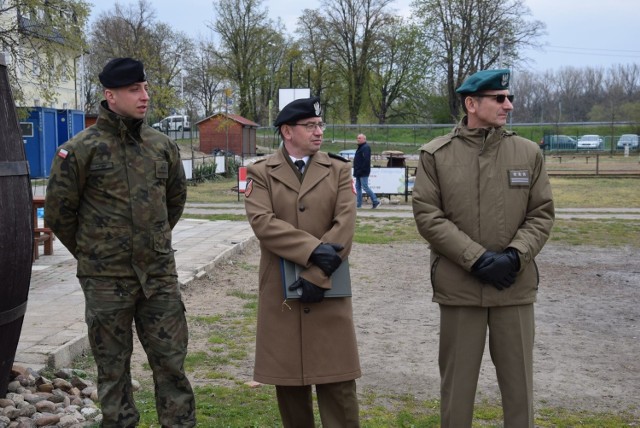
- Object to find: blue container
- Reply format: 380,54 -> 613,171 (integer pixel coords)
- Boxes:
57,109 -> 85,147
22,107 -> 58,178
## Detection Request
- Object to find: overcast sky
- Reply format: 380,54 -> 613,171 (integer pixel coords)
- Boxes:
88,0 -> 640,73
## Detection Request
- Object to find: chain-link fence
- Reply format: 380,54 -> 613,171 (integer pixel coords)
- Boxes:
256,122 -> 640,157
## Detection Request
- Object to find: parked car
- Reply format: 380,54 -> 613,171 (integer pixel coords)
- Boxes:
576,134 -> 602,150
151,115 -> 190,132
539,135 -> 577,150
338,149 -> 357,159
616,134 -> 639,149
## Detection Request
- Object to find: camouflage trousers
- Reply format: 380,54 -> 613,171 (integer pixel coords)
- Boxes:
79,276 -> 196,428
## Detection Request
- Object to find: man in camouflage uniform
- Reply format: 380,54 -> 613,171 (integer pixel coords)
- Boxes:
45,58 -> 195,427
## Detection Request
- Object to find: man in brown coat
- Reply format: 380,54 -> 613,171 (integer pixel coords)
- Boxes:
244,96 -> 360,427
412,69 -> 554,427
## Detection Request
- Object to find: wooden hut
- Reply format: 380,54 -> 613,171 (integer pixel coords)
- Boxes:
196,113 -> 259,157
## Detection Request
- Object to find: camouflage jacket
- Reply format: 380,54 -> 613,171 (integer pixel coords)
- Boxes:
45,101 -> 187,291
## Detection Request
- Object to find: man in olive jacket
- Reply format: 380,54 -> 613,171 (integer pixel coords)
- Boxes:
45,58 -> 195,427
244,97 -> 360,427
412,69 -> 554,427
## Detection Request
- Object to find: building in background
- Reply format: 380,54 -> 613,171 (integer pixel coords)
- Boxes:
0,0 -> 88,109
197,113 -> 259,157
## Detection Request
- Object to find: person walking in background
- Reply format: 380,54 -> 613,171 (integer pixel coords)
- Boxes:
244,96 -> 361,427
353,133 -> 381,209
412,69 -> 555,427
45,58 -> 196,428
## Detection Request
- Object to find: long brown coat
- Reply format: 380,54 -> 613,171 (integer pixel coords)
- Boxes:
244,149 -> 360,386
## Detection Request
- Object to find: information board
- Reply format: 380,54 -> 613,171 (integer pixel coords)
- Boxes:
352,167 -> 413,194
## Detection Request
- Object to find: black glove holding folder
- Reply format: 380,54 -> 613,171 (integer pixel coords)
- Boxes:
310,243 -> 344,276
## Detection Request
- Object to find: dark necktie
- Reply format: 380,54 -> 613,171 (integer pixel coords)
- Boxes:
294,160 -> 305,173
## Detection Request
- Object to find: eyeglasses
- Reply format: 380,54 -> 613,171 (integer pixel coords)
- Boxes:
292,122 -> 326,131
474,94 -> 514,104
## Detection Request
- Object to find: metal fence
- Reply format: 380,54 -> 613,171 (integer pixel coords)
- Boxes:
542,153 -> 640,176
256,122 -> 640,157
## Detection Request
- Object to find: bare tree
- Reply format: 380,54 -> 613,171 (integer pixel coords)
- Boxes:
368,18 -> 429,124
88,0 -> 192,118
295,11 -> 342,121
316,0 -> 395,124
145,22 -> 194,118
590,65 -> 640,123
413,0 -> 545,120
80,54 -> 102,114
210,0 -> 284,121
0,0 -> 90,105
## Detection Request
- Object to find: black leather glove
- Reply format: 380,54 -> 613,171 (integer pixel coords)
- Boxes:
504,247 -> 521,271
471,249 -> 519,291
309,243 -> 344,277
288,277 -> 326,303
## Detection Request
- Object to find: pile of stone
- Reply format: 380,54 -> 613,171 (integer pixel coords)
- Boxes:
0,365 -> 102,427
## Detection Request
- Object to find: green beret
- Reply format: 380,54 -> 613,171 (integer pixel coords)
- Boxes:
99,58 -> 147,88
274,96 -> 322,127
456,69 -> 510,94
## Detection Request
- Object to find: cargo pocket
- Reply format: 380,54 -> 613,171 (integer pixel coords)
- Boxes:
153,224 -> 172,254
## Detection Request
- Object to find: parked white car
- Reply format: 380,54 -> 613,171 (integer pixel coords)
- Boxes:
338,149 -> 357,159
616,134 -> 639,149
576,134 -> 602,150
151,115 -> 190,132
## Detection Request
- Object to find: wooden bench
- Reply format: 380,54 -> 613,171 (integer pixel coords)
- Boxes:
33,227 -> 54,260
32,196 -> 55,261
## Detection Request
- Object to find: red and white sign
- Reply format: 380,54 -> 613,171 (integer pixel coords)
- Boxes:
238,166 -> 247,193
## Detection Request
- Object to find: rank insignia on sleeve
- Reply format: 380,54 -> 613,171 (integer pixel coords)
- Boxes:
245,178 -> 253,197
58,148 -> 69,159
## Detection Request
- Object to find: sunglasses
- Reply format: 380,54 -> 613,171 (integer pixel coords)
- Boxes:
474,94 -> 514,103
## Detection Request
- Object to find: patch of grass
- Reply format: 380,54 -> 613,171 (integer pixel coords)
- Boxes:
190,314 -> 223,324
550,177 -> 640,208
535,406 -> 638,427
186,178 -> 240,203
551,219 -> 640,247
231,262 -> 255,272
355,217 -> 423,244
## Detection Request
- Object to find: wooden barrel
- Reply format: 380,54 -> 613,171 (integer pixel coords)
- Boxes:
0,54 -> 34,396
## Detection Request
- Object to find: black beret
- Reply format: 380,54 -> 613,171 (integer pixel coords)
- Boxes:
99,58 -> 147,88
456,69 -> 510,94
274,96 -> 322,127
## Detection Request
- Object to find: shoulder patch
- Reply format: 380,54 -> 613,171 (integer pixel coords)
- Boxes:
422,135 -> 453,155
328,152 -> 349,162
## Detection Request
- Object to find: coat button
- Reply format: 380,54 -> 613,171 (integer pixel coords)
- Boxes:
303,307 -> 310,314
299,204 -> 305,212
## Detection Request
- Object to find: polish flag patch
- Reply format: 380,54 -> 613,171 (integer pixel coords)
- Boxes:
58,148 -> 69,159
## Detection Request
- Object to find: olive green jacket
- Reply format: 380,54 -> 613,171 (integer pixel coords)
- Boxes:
412,118 -> 555,307
45,101 -> 186,291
